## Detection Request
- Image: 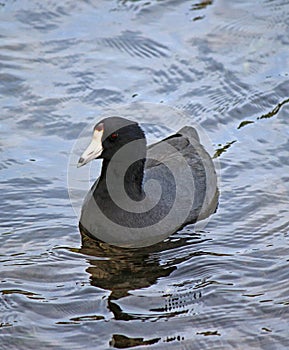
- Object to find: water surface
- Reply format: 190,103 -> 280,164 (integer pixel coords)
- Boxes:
1,0 -> 289,349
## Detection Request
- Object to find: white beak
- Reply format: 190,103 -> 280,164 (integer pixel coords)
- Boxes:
77,129 -> 104,168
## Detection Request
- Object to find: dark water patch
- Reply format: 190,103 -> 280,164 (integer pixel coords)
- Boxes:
100,31 -> 170,59
41,38 -> 82,54
67,71 -> 97,94
0,158 -> 24,170
82,88 -> 125,106
1,177 -> 53,187
15,110 -> 89,139
15,2 -> 76,32
153,61 -> 204,94
231,80 -> 289,127
42,119 -> 88,140
0,73 -> 26,95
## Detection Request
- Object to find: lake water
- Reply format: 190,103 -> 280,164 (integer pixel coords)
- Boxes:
1,0 -> 289,349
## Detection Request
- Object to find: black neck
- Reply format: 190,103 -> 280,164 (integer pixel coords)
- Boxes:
97,157 -> 145,201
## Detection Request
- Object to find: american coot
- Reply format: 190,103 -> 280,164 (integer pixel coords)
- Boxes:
78,116 -> 218,248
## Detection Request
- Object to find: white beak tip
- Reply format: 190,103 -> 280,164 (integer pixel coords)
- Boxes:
77,157 -> 85,168
77,128 -> 104,168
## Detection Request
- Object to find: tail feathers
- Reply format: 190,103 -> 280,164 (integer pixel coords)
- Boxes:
178,126 -> 200,142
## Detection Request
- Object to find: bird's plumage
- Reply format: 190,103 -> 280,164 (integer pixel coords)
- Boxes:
78,117 -> 218,248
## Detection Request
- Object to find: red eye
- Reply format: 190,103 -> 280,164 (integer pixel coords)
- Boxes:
110,132 -> 118,140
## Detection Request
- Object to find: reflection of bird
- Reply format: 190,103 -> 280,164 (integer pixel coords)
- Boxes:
79,230 -> 205,322
78,116 -> 218,248
80,231 -> 176,301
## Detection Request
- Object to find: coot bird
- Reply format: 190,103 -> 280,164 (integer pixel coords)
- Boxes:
78,116 -> 218,248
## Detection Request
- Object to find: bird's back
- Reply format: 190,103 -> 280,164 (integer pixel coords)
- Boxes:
144,126 -> 218,225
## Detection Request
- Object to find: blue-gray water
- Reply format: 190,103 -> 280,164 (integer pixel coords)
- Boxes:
1,1 -> 289,349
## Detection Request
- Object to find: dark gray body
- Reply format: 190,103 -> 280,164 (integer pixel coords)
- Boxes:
80,126 -> 218,248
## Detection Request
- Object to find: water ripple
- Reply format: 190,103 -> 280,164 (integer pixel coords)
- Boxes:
100,31 -> 170,58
